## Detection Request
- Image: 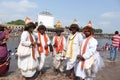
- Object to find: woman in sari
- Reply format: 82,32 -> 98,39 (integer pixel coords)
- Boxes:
0,26 -> 10,75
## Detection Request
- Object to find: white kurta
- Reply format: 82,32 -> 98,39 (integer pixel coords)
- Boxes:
75,36 -> 104,79
34,32 -> 51,70
52,35 -> 66,71
34,32 -> 51,54
52,35 -> 66,59
18,31 -> 38,77
65,32 -> 83,70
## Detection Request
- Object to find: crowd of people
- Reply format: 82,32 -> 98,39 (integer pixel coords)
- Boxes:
2,17 -> 120,80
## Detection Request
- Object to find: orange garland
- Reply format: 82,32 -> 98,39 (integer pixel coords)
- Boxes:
38,33 -> 49,55
81,36 -> 92,70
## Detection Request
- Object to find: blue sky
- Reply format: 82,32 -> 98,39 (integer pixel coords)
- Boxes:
0,0 -> 120,33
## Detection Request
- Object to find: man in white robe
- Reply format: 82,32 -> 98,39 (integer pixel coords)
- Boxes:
65,21 -> 83,79
75,21 -> 104,80
17,22 -> 39,78
52,28 -> 66,74
34,25 -> 51,74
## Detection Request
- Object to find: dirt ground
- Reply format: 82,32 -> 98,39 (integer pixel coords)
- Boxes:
0,51 -> 120,80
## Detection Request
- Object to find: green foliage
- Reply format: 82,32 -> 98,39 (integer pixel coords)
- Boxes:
7,19 -> 25,25
94,29 -> 103,33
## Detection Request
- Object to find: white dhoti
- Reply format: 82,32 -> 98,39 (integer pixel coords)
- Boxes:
66,58 -> 76,70
53,53 -> 64,72
21,70 -> 36,77
18,54 -> 38,77
75,52 -> 104,79
38,52 -> 46,71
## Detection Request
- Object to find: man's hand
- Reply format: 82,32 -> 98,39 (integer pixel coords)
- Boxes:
44,44 -> 48,49
53,43 -> 57,47
77,55 -> 85,61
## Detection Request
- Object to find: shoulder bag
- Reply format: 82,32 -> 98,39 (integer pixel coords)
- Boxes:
16,43 -> 31,57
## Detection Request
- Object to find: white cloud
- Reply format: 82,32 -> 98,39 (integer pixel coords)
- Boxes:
100,12 -> 120,33
0,0 -> 38,13
101,12 -> 120,19
0,0 -> 38,23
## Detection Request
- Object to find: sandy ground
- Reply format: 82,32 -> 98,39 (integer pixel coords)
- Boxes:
0,51 -> 120,80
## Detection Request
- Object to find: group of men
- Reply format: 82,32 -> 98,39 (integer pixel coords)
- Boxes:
49,20 -> 104,80
17,17 -> 104,80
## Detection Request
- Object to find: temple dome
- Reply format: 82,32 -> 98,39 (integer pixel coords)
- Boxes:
39,11 -> 53,16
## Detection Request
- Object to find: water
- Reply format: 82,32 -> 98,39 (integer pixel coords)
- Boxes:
7,36 -> 111,53
7,36 -> 20,52
97,38 -> 111,47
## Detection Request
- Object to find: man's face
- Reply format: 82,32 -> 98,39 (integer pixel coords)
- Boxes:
29,27 -> 34,33
39,28 -> 45,35
84,31 -> 91,37
70,27 -> 77,34
56,31 -> 61,36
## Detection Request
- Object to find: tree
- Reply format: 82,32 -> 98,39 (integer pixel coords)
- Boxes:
94,29 -> 103,33
7,19 -> 25,25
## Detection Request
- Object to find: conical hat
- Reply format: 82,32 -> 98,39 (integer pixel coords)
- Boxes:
72,19 -> 78,24
24,17 -> 36,30
87,21 -> 92,27
83,21 -> 93,34
69,19 -> 79,31
25,17 -> 32,24
56,20 -> 62,27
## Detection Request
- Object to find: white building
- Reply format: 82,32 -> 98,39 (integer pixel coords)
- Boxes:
38,11 -> 54,28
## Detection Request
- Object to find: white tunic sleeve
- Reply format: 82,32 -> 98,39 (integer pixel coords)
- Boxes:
52,36 -> 55,46
20,31 -> 31,47
63,36 -> 67,50
78,33 -> 84,47
83,38 -> 98,59
76,32 -> 84,55
46,34 -> 51,45
33,32 -> 38,42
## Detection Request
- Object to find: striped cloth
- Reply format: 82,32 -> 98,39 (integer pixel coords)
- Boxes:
112,34 -> 120,47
